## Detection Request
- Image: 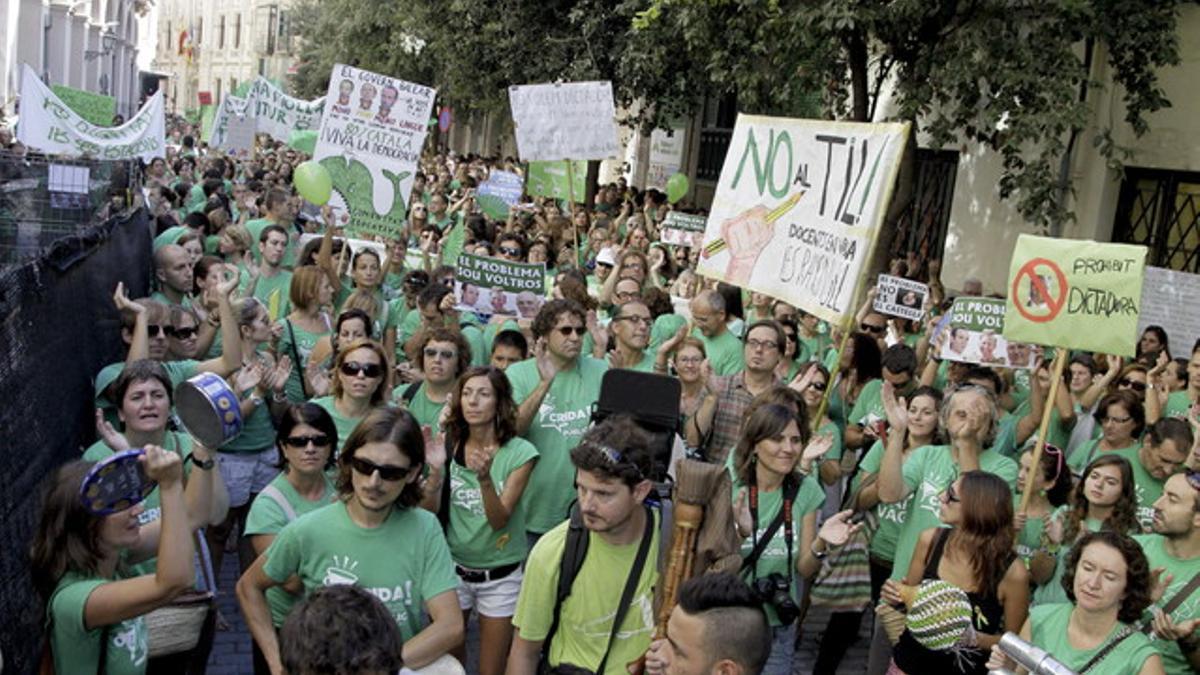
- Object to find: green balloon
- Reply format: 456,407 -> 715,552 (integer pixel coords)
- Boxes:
666,172 -> 689,203
429,117 -> 438,128
293,160 -> 332,206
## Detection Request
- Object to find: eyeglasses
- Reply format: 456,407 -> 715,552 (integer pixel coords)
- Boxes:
675,355 -> 703,366
349,456 -> 412,482
340,361 -> 383,378
615,315 -> 652,327
944,483 -> 961,503
555,325 -> 587,337
745,338 -> 780,352
286,434 -> 330,448
499,246 -> 522,257
423,348 -> 456,360
1118,378 -> 1148,393
166,326 -> 198,340
615,291 -> 641,301
859,323 -> 886,334
147,324 -> 169,337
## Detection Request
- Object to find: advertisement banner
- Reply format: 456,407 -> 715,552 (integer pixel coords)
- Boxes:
508,81 -> 619,161
17,65 -> 164,161
695,114 -> 909,324
313,64 -> 436,240
1003,234 -> 1147,356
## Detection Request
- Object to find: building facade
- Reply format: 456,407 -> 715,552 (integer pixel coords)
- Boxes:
151,0 -> 299,115
1,0 -> 146,119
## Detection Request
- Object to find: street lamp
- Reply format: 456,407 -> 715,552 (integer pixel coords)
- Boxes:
85,31 -> 116,61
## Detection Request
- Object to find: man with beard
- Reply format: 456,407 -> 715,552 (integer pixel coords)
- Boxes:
1114,418 -> 1192,530
375,84 -> 398,125
687,320 -> 784,464
1137,471 -> 1200,673
508,416 -> 659,674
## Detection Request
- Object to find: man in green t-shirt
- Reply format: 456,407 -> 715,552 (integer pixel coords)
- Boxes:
606,300 -> 656,372
689,290 -> 745,376
845,344 -> 917,452
508,300 -> 608,537
245,187 -> 297,265
250,224 -> 294,322
151,244 -> 194,308
509,416 -> 660,674
1119,418 -> 1192,530
1138,472 -> 1200,674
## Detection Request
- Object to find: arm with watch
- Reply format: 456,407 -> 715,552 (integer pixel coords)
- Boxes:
184,441 -> 228,529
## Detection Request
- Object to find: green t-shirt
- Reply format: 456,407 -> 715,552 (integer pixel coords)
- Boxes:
1015,399 -> 1075,455
691,327 -> 745,376
447,437 -> 539,568
1067,438 -> 1141,478
1029,603 -> 1157,675
798,333 -> 831,364
262,501 -> 459,641
222,356 -> 278,455
253,269 -> 294,322
816,419 -> 844,462
1135,534 -> 1200,674
507,356 -> 608,533
1163,390 -> 1195,419
278,317 -> 330,403
244,473 -> 337,626
1012,494 -> 1049,565
512,513 -> 660,673
1032,506 -> 1107,606
310,396 -> 367,458
1111,446 -> 1162,531
848,378 -> 887,430
890,444 -> 1019,580
149,290 -> 191,309
648,314 -> 687,352
854,440 -> 911,563
728,470 -> 826,626
992,411 -> 1020,459
50,572 -> 149,674
398,382 -> 448,431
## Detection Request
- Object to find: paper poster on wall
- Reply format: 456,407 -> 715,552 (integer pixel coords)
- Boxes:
508,81 -> 619,161
695,114 -> 910,325
454,253 -> 546,318
1003,234 -> 1147,357
941,297 -> 1036,369
874,274 -> 928,321
17,65 -> 164,161
314,64 -> 436,240
1137,266 -> 1200,355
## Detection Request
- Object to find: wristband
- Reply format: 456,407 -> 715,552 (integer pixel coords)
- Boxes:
188,454 -> 215,471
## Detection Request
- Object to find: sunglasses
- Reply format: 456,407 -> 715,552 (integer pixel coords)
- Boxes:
340,361 -> 383,378
499,246 -> 522,257
809,381 -> 828,392
147,324 -> 169,337
423,348 -> 456,360
286,434 -> 330,448
166,326 -> 198,340
859,323 -> 886,334
1119,378 -> 1148,393
596,262 -> 614,269
944,483 -> 961,503
555,325 -> 587,337
349,456 -> 412,482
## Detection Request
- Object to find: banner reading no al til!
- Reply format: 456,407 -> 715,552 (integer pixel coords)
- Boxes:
1002,234 -> 1148,356
695,114 -> 909,325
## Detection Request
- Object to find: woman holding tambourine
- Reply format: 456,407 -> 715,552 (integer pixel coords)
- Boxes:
30,444 -> 215,674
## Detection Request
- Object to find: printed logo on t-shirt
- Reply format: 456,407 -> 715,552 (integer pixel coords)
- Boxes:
574,591 -> 654,640
322,554 -> 418,623
536,393 -> 591,437
112,621 -> 147,667
878,498 -> 909,526
450,474 -> 484,517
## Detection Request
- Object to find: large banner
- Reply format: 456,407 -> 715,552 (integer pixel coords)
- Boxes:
454,253 -> 546,319
17,65 -> 164,161
209,77 -> 324,148
696,114 -> 909,324
508,81 -> 620,161
1003,234 -> 1147,356
50,85 -> 116,127
1138,266 -> 1200,354
314,64 -> 436,240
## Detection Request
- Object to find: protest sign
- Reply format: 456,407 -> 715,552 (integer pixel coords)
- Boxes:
50,85 -> 115,126
527,160 -> 587,201
647,127 -> 686,189
17,65 -> 164,161
508,81 -> 620,161
209,77 -> 324,148
199,104 -> 216,143
298,233 -> 390,280
660,211 -> 707,248
314,64 -> 436,241
941,297 -> 1036,369
695,114 -> 909,325
1003,234 -> 1147,357
874,274 -> 928,321
455,253 -> 546,318
222,113 -> 256,156
1138,266 -> 1200,354
476,170 -> 523,220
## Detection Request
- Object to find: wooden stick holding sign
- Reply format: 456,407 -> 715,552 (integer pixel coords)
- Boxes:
813,321 -> 855,426
1019,349 -> 1067,514
566,160 -> 582,268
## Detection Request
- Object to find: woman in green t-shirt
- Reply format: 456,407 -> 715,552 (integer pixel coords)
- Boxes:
1013,443 -> 1073,567
31,447 -> 208,675
1030,454 -> 1141,607
308,339 -> 390,458
987,530 -> 1163,675
439,367 -> 538,675
1069,390 -> 1144,478
279,266 -> 334,403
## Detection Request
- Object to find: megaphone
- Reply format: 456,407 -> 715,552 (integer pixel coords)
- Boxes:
988,632 -> 1076,675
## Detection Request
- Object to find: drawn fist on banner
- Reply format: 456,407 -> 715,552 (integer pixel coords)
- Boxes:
720,205 -> 773,285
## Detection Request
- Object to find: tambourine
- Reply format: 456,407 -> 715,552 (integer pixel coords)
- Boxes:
79,449 -> 156,515
175,372 -> 243,448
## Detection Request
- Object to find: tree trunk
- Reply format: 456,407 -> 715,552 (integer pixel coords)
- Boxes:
846,30 -> 870,122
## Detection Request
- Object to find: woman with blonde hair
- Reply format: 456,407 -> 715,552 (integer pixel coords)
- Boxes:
279,266 -> 334,403
308,338 -> 390,456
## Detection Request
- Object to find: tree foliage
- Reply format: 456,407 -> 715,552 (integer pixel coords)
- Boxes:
291,0 -> 1187,229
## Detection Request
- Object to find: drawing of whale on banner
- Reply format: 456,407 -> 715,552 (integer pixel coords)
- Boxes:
209,77 -> 324,148
16,64 -> 165,161
313,64 -> 436,240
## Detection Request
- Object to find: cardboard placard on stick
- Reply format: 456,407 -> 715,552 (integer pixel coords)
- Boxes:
454,253 -> 546,319
874,274 -> 928,321
941,297 -> 1036,369
1020,350 -> 1067,513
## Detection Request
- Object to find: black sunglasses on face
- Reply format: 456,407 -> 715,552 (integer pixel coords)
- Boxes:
285,434 -> 330,448
1119,378 -> 1148,392
423,348 -> 455,360
860,323 -> 885,334
349,456 -> 412,482
340,361 -> 383,378
499,246 -> 522,257
167,326 -> 198,339
147,324 -> 169,337
555,326 -> 587,337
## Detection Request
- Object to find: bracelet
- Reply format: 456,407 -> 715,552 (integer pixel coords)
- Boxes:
271,391 -> 288,403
